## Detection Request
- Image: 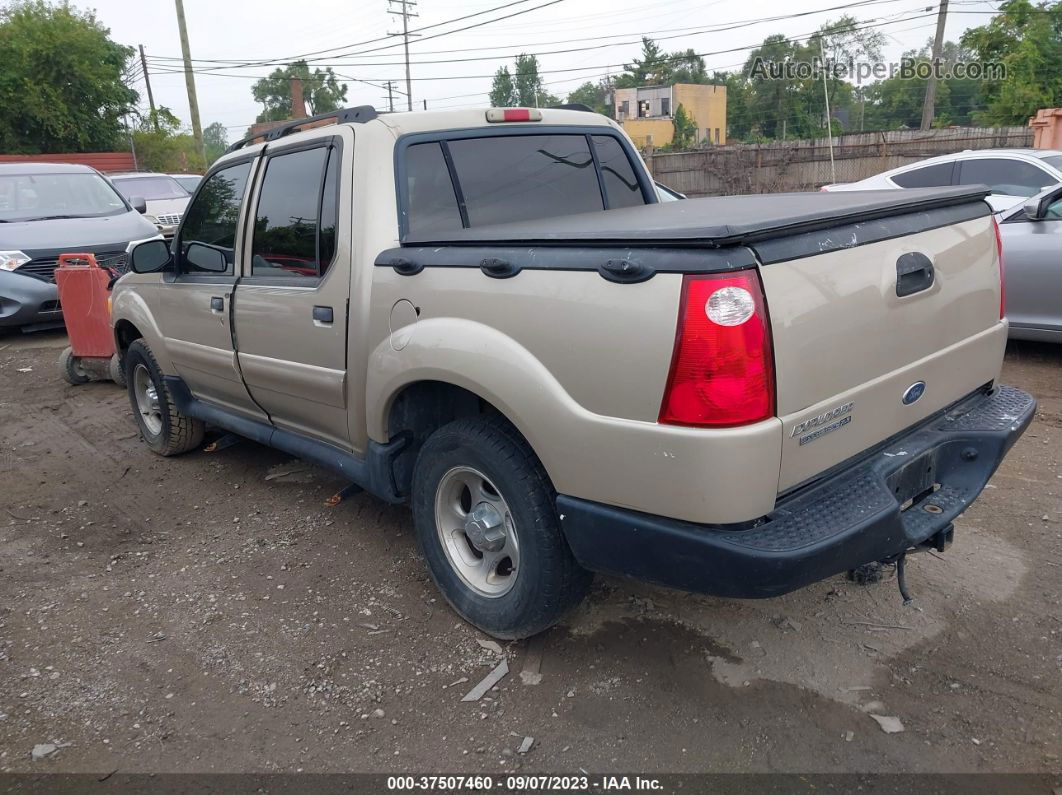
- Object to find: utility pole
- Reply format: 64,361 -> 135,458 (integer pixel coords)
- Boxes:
174,0 -> 205,160
920,0 -> 949,131
383,81 -> 395,112
819,36 -> 836,185
388,0 -> 418,111
139,44 -> 158,130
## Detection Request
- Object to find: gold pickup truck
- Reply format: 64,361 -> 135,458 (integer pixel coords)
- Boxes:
111,106 -> 1035,638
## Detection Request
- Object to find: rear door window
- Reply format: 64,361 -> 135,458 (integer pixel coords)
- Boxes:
178,161 -> 252,274
250,145 -> 338,279
446,134 -> 604,226
890,162 -> 955,188
957,158 -> 1056,197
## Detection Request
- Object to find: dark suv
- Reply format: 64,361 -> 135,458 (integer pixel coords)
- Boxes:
0,162 -> 160,331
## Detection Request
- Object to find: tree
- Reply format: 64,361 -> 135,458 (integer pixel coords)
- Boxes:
131,107 -> 205,172
671,104 -> 697,150
0,1 -> 138,153
251,60 -> 348,122
485,54 -> 559,107
566,81 -> 612,115
962,0 -> 1062,124
615,37 -> 671,87
203,122 -> 228,164
489,66 -> 515,107
861,41 -> 979,129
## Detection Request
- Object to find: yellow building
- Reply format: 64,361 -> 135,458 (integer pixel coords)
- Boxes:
614,83 -> 727,149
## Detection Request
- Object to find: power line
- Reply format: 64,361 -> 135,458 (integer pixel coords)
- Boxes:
147,0 -> 918,71
145,0 -> 564,72
145,10 -> 948,85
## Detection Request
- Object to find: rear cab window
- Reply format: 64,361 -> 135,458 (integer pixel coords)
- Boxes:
402,129 -> 649,237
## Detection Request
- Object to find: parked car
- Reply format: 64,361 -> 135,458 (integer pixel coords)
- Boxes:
169,173 -> 202,193
822,148 -> 1062,212
109,173 -> 191,239
112,107 -> 1033,638
998,183 -> 1062,342
0,163 -> 160,331
655,181 -> 685,201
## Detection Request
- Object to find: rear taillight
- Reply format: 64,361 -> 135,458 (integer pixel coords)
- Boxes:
659,270 -> 775,428
992,216 -> 1005,319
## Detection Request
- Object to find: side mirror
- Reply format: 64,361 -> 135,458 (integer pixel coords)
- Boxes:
130,239 -> 171,274
129,196 -> 148,214
1023,196 -> 1046,221
185,241 -> 228,273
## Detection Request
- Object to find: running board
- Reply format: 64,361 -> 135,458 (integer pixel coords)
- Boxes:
164,376 -> 408,504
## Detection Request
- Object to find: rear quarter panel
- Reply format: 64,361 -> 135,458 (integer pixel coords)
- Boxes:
365,266 -> 783,524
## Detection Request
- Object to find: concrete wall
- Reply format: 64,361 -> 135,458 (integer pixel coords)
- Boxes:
673,84 -> 727,145
622,118 -> 674,149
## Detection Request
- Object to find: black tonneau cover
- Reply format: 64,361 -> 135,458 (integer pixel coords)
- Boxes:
402,186 -> 991,249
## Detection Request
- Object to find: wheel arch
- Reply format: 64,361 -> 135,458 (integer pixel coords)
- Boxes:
383,379 -> 542,500
110,287 -> 174,372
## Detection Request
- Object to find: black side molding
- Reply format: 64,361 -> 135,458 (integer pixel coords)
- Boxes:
165,377 -> 408,504
751,201 -> 988,264
480,258 -> 519,278
599,259 -> 655,283
374,245 -> 757,280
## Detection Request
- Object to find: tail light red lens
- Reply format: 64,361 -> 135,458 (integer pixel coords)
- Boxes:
659,270 -> 775,428
992,215 -> 1005,319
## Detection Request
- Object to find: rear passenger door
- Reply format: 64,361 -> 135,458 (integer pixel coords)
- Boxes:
233,133 -> 352,448
158,158 -> 265,418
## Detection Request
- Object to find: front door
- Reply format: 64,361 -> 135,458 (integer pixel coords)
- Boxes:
157,158 -> 265,418
232,134 -> 352,448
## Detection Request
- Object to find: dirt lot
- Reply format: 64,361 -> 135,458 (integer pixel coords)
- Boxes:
0,330 -> 1059,776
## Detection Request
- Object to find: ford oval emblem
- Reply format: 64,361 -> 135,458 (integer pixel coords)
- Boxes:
902,381 -> 926,405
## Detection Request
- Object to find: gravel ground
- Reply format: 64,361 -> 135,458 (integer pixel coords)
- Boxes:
0,330 -> 1059,776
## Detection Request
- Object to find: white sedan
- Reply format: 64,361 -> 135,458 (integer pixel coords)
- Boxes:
822,148 -> 1062,213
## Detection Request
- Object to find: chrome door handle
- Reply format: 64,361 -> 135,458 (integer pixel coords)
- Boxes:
210,296 -> 224,312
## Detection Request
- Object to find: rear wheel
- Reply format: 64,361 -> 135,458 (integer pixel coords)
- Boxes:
125,339 -> 204,456
59,346 -> 90,385
411,416 -> 591,639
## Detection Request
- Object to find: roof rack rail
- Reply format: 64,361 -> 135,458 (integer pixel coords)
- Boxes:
550,103 -> 595,113
225,105 -> 379,153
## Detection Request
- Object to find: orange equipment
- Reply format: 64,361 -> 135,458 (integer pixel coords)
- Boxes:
54,253 -> 125,386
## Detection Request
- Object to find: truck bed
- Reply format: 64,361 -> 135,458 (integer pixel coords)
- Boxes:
400,186 -> 991,249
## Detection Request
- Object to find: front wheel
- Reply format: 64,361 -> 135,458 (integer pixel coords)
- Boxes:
411,417 -> 591,639
124,339 -> 204,456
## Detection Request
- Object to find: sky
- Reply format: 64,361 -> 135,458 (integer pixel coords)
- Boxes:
90,0 -> 1003,143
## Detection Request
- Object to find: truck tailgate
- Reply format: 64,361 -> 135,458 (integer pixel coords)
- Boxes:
757,210 -> 1005,492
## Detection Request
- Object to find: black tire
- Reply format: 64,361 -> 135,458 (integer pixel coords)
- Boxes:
59,346 -> 91,385
124,339 -> 204,456
108,352 -> 127,388
411,416 -> 592,639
